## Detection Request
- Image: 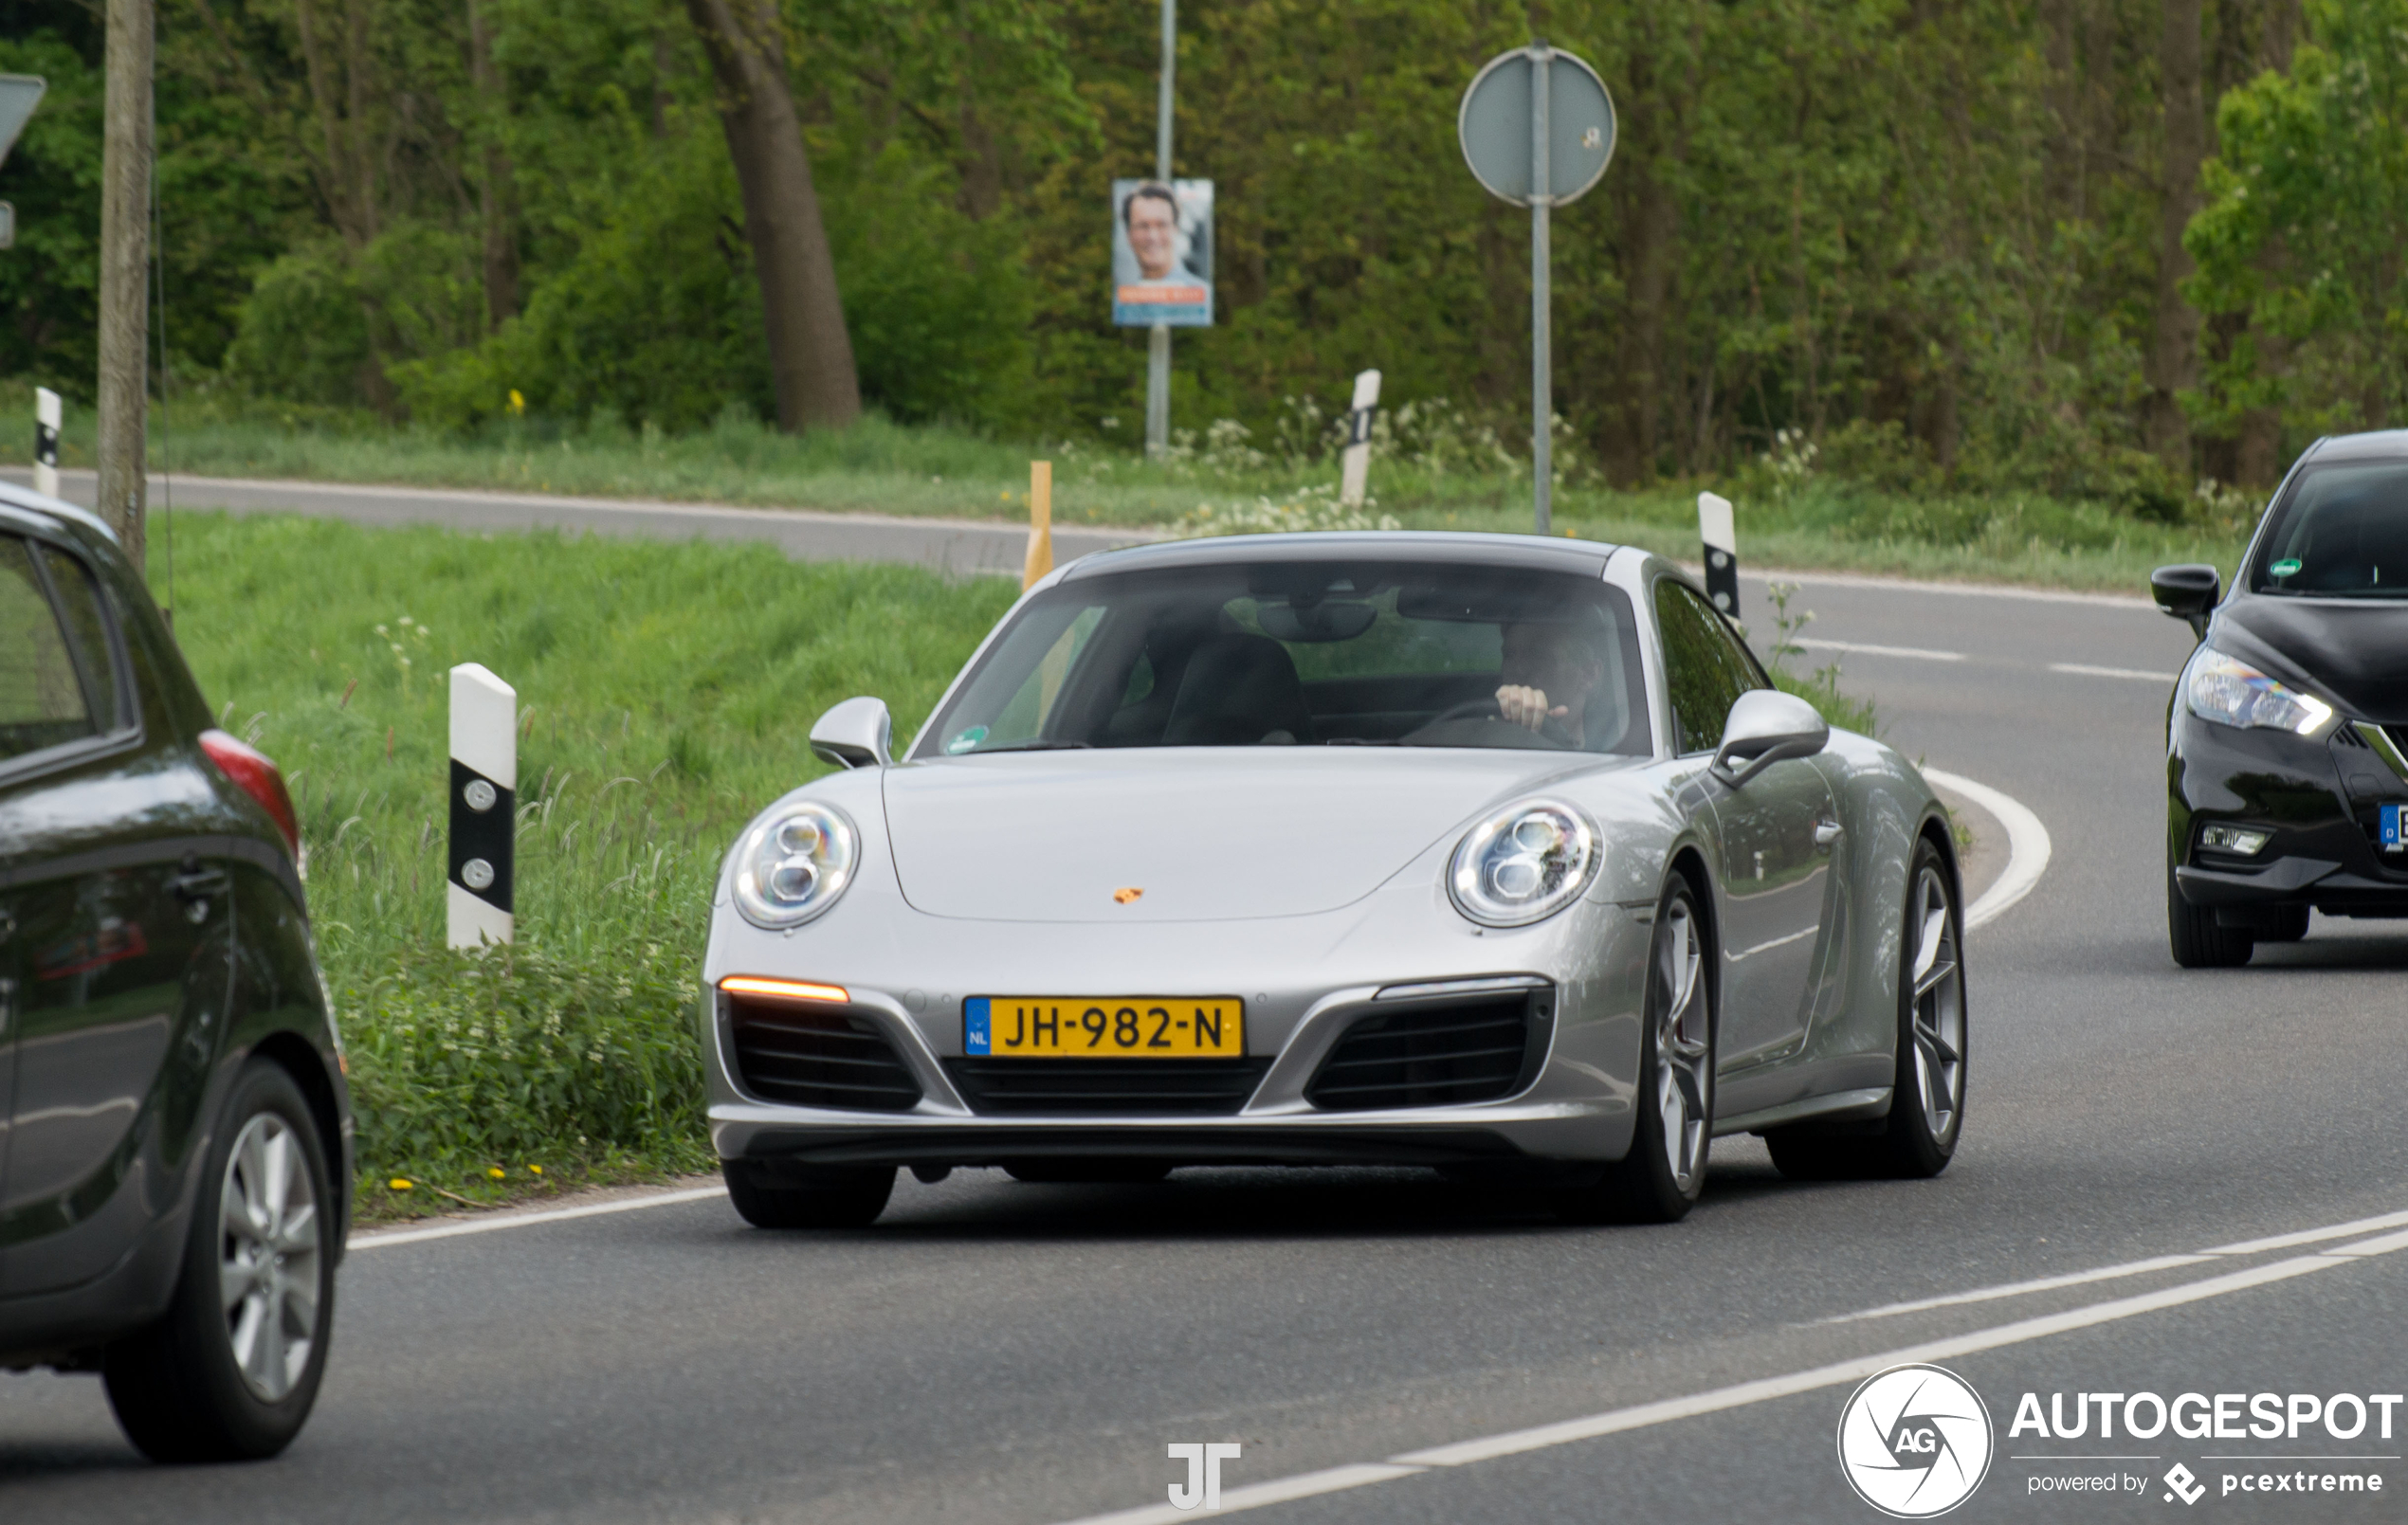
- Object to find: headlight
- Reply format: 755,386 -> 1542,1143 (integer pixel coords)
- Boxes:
730,802 -> 858,929
2185,650 -> 2335,736
1448,799 -> 1599,927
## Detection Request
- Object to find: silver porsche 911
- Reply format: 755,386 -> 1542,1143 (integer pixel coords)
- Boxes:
700,533 -> 1966,1226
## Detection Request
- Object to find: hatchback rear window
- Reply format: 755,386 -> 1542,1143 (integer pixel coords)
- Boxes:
0,536 -> 98,760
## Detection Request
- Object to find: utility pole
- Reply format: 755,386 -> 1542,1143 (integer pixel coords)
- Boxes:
1144,0 -> 1175,459
97,0 -> 154,572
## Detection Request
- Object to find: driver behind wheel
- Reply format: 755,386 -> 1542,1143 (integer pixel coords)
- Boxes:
1496,621 -> 1607,747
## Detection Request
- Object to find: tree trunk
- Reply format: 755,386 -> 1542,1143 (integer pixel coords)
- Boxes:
683,0 -> 860,431
467,0 -> 520,332
97,0 -> 154,573
2143,0 -> 2207,473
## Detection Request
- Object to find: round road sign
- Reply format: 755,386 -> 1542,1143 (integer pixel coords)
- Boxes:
1458,45 -> 1615,207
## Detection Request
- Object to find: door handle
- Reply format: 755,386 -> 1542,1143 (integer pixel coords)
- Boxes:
173,865 -> 230,899
1813,819 -> 1843,849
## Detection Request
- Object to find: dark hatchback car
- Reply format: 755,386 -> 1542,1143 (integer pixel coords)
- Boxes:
2154,431 -> 2408,967
0,481 -> 349,1459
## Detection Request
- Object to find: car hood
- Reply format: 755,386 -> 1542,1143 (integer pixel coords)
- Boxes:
2215,594 -> 2408,725
881,748 -> 1622,922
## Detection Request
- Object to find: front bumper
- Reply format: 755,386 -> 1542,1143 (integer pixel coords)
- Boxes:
702,880 -> 1651,1169
2170,712 -> 2408,917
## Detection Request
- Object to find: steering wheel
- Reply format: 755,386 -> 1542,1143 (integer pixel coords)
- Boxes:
1414,696 -> 1578,748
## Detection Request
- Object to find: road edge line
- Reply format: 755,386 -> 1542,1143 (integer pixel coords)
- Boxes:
349,1184 -> 725,1250
1923,768 -> 2052,931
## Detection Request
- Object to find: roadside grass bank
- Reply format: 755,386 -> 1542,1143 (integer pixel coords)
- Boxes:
10,380 -> 2254,594
159,513 -> 1020,1219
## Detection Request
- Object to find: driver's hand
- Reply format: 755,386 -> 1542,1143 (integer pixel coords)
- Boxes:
1496,684 -> 1569,732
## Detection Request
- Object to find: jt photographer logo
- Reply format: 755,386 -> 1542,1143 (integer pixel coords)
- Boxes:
1837,1365 -> 1997,1518
1165,1442 -> 1240,1511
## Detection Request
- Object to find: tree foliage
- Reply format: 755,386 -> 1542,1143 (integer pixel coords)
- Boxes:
1,0 -> 2397,492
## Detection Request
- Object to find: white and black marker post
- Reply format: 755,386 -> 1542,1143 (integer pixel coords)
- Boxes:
1338,369 -> 1381,508
447,663 -> 516,948
33,386 -> 59,499
1698,491 -> 1740,620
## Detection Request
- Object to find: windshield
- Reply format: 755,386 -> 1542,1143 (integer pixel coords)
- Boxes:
2251,462 -> 2408,598
916,558 -> 1651,757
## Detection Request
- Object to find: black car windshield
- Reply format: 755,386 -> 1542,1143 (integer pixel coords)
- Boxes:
2252,462 -> 2408,597
917,558 -> 1651,756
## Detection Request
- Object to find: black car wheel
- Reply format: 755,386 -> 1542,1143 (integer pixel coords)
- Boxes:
102,1059 -> 337,1462
723,1160 -> 894,1228
2167,865 -> 2255,968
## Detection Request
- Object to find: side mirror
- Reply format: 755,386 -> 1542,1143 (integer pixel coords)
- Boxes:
2150,564 -> 2221,641
1710,689 -> 1830,789
810,697 -> 893,770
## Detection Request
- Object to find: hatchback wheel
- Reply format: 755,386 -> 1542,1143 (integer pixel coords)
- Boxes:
103,1059 -> 337,1462
2167,864 -> 2254,967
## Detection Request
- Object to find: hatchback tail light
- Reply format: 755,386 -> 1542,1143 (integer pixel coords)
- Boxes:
200,729 -> 301,857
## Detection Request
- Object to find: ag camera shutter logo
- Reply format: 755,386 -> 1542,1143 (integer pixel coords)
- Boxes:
1837,1364 -> 1995,1517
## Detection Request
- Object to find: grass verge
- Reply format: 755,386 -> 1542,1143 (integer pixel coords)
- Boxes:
160,512 -> 1019,1217
9,378 -> 2253,594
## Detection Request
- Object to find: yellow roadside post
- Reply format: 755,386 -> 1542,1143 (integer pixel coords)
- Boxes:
1022,461 -> 1054,589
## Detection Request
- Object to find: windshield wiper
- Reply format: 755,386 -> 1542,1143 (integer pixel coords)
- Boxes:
973,739 -> 1092,753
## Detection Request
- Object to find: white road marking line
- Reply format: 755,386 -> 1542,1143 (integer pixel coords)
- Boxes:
2201,1207 -> 2408,1257
1922,769 -> 2052,931
349,1185 -> 725,1249
1796,637 -> 1966,663
1818,1254 -> 2216,1324
2049,662 -> 2179,682
1051,1226 -> 2408,1524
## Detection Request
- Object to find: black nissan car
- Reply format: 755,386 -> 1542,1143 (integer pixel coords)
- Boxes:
2154,430 -> 2408,967
0,481 -> 349,1460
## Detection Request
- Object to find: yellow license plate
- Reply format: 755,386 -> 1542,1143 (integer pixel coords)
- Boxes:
964,997 -> 1245,1059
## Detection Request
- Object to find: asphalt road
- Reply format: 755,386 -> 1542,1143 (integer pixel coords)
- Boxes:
7,486 -> 2404,1525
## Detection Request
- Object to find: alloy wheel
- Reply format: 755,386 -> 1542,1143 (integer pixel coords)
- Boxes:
1654,897 -> 1712,1192
218,1112 -> 321,1402
1906,866 -> 1965,1147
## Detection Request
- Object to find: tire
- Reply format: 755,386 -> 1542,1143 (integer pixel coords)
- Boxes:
1004,1160 -> 1174,1184
2261,904 -> 2311,943
1552,875 -> 1715,1225
722,1159 -> 894,1228
102,1059 -> 337,1463
2168,865 -> 2255,967
1769,838 -> 1967,1181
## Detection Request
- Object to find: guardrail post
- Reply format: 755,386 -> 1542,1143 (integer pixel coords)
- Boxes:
1339,370 -> 1381,508
1699,491 -> 1740,620
33,386 -> 58,499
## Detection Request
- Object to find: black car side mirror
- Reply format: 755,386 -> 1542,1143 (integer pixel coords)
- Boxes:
2150,564 -> 2221,641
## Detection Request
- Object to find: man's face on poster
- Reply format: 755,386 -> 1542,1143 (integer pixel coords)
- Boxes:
1126,193 -> 1179,280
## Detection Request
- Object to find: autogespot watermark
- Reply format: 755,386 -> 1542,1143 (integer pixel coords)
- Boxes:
1836,1372 -> 2403,1514
1838,1364 -> 1998,1517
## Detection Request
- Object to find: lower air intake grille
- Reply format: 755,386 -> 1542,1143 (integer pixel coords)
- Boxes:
1305,991 -> 1545,1112
727,998 -> 923,1113
943,1058 -> 1273,1116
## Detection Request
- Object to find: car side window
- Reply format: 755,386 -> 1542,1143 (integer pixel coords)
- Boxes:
33,543 -> 125,731
1654,579 -> 1764,754
0,534 -> 100,761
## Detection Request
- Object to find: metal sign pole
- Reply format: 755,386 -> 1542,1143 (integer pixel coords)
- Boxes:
1529,42 -> 1552,537
1144,0 -> 1176,459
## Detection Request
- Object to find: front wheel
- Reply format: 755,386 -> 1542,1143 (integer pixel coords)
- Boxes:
2167,865 -> 2255,967
103,1059 -> 337,1462
722,1159 -> 894,1228
1553,876 -> 1714,1225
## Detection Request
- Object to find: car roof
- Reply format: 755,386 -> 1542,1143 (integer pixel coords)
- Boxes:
1062,530 -> 1623,581
0,480 -> 122,548
2302,430 -> 2408,463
